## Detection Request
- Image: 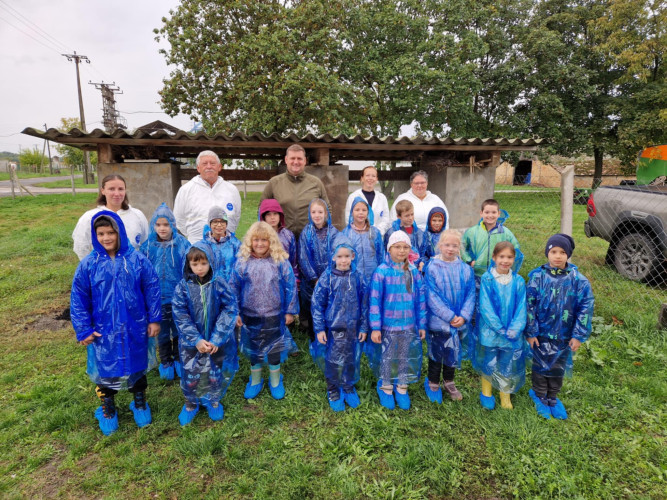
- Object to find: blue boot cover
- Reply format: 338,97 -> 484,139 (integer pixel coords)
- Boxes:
529,389 -> 552,419
424,378 -> 443,404
178,404 -> 199,426
129,401 -> 152,428
159,363 -> 175,380
174,361 -> 183,378
328,394 -> 345,412
94,406 -> 118,436
205,401 -> 224,421
479,392 -> 496,410
376,380 -> 395,410
269,374 -> 285,400
343,388 -> 361,409
394,389 -> 411,410
550,398 -> 568,420
244,377 -> 264,399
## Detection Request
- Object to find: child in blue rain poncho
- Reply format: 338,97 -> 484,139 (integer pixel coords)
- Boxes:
424,207 -> 447,260
298,199 -> 341,341
423,229 -> 476,404
341,197 -> 384,284
473,241 -> 527,411
259,198 -> 298,279
232,221 -> 299,400
172,244 -> 238,425
71,211 -> 162,436
311,243 -> 369,411
526,234 -> 594,420
384,200 -> 429,270
198,206 -> 241,281
140,203 -> 191,380
368,231 -> 427,410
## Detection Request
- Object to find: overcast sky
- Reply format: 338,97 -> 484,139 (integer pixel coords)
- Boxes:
0,0 -> 193,154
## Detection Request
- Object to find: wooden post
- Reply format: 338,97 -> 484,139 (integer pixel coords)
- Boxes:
98,144 -> 113,164
560,164 -> 575,236
659,303 -> 667,329
312,148 -> 330,166
70,165 -> 76,196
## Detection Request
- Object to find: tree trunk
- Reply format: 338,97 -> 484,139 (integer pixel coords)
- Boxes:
592,147 -> 603,189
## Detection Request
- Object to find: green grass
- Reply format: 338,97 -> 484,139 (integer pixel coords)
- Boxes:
0,171 -> 73,181
33,178 -> 97,188
0,192 -> 665,499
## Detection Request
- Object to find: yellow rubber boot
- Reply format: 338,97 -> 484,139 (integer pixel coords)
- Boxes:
500,392 -> 513,410
481,378 -> 493,397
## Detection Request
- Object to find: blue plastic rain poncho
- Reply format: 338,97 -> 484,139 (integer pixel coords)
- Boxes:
384,219 -> 429,268
423,256 -> 476,367
367,256 -> 427,386
424,207 -> 448,259
259,198 -> 299,279
461,209 -> 524,278
341,197 -> 384,283
309,243 -> 369,395
172,242 -> 239,406
198,224 -> 242,281
473,266 -> 528,393
299,199 -> 342,286
71,211 -> 162,387
232,251 -> 299,366
526,263 -> 594,378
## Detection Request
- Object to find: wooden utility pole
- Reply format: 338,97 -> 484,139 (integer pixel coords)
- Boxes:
62,51 -> 92,183
44,124 -> 53,175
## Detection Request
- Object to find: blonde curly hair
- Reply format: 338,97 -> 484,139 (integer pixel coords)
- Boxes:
239,221 -> 288,262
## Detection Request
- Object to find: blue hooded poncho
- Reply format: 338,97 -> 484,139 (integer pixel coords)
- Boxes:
342,197 -> 384,283
298,199 -> 342,285
384,219 -> 429,268
71,210 -> 162,385
140,203 -> 191,305
525,263 -> 594,377
198,221 -> 242,281
171,242 -> 239,405
424,206 -> 448,259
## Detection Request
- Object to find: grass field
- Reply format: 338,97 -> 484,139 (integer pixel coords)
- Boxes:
0,171 -> 73,181
0,192 -> 664,499
33,178 -> 97,188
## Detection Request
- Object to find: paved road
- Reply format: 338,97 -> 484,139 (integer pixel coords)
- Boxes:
0,175 -> 98,198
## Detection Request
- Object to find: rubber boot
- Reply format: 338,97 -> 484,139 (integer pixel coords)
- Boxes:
479,378 -> 495,410
499,392 -> 513,410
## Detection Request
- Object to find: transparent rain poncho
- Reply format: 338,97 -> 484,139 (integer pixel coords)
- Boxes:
473,267 -> 528,393
423,256 -> 476,368
258,199 -> 299,279
299,199 -> 342,294
424,206 -> 448,260
341,197 -> 385,283
384,219 -> 429,268
309,243 -> 369,392
232,253 -> 299,366
198,225 -> 242,281
71,211 -> 162,388
172,242 -> 239,406
526,263 -> 594,378
366,256 -> 427,385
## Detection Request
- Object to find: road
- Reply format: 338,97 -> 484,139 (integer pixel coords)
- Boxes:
0,175 -> 98,198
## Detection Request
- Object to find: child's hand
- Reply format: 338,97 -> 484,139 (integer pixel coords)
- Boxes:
450,316 -> 464,328
527,337 -> 539,348
418,262 -> 424,271
419,329 -> 426,340
371,330 -> 382,344
209,344 -> 219,354
470,260 -> 476,267
285,314 -> 294,325
196,339 -> 211,353
569,338 -> 582,352
317,331 -> 327,344
236,316 -> 243,327
147,322 -> 160,338
358,332 -> 367,342
79,331 -> 102,346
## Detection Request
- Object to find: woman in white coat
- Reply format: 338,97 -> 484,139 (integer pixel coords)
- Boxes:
390,170 -> 449,231
72,174 -> 149,260
344,166 -> 391,236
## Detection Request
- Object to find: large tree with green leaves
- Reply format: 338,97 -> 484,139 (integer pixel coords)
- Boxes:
18,147 -> 48,172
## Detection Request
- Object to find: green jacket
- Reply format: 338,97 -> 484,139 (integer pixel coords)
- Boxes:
461,220 -> 522,277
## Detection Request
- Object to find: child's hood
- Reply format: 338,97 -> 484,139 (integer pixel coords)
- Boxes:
348,196 -> 375,227
148,202 -> 178,242
477,208 -> 510,228
90,210 -> 129,255
307,198 -> 332,226
329,242 -> 358,273
391,218 -> 419,233
258,198 -> 285,229
181,241 -> 217,280
426,206 -> 447,233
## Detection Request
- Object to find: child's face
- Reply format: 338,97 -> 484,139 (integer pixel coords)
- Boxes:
388,242 -> 411,263
430,213 -> 444,232
352,203 -> 368,226
547,247 -> 568,269
154,217 -> 172,240
439,236 -> 460,261
310,204 -> 326,228
334,247 -> 353,271
210,218 -> 227,239
481,205 -> 500,229
264,211 -> 281,230
252,237 -> 270,257
493,247 -> 515,274
189,258 -> 210,278
399,210 -> 415,228
96,225 -> 119,255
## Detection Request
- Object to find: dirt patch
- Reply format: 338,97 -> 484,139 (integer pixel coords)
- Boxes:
27,313 -> 71,332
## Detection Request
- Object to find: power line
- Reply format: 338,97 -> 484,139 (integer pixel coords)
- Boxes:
119,110 -> 170,114
0,14 -> 62,55
0,0 -> 70,52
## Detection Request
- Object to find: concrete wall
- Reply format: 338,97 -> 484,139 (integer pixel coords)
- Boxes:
98,162 -> 180,220
497,161 -> 635,188
305,163 -> 349,230
435,166 -> 496,229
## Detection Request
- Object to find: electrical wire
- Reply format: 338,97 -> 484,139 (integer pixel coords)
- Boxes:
0,0 -> 71,52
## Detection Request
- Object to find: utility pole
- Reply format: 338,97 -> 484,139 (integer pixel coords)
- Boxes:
44,124 -> 53,175
62,51 -> 93,183
89,81 -> 127,132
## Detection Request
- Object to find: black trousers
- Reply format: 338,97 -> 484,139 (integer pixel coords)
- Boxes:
96,375 -> 147,398
427,360 -> 456,384
531,371 -> 563,399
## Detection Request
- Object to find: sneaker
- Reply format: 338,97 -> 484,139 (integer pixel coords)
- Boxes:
529,389 -> 552,419
442,381 -> 463,401
159,363 -> 175,380
549,398 -> 568,420
269,375 -> 285,400
424,378 -> 443,404
178,404 -> 199,426
328,393 -> 345,412
376,380 -> 395,410
343,388 -> 361,409
205,401 -> 224,421
94,405 -> 118,436
479,392 -> 496,410
394,389 -> 411,410
174,361 -> 183,378
244,377 -> 264,399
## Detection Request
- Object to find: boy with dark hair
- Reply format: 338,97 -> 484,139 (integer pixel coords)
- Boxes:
384,199 -> 429,270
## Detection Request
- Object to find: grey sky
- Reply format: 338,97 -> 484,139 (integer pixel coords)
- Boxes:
0,0 -> 192,154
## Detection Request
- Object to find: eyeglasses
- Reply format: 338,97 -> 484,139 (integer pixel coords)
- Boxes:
210,220 -> 227,226
412,181 -> 427,186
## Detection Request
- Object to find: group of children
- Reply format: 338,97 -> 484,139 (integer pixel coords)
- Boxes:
71,195 -> 594,435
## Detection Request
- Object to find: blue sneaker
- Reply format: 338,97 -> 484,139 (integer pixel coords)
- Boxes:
178,404 -> 199,426
529,389 -> 552,419
94,406 -> 118,436
269,375 -> 285,400
328,393 -> 345,412
424,378 -> 443,404
394,389 -> 411,410
205,401 -> 224,421
343,388 -> 361,408
174,361 -> 183,378
549,398 -> 568,420
129,400 -> 152,428
376,380 -> 395,410
159,363 -> 175,380
244,377 -> 264,399
479,392 -> 496,410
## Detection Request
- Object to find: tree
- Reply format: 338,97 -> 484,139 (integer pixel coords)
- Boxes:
56,118 -> 97,169
18,147 -> 48,172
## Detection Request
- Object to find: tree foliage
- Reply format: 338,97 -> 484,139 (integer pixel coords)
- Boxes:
56,118 -> 97,169
18,147 -> 48,171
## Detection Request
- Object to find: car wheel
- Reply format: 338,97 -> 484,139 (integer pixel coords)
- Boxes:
613,233 -> 658,282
